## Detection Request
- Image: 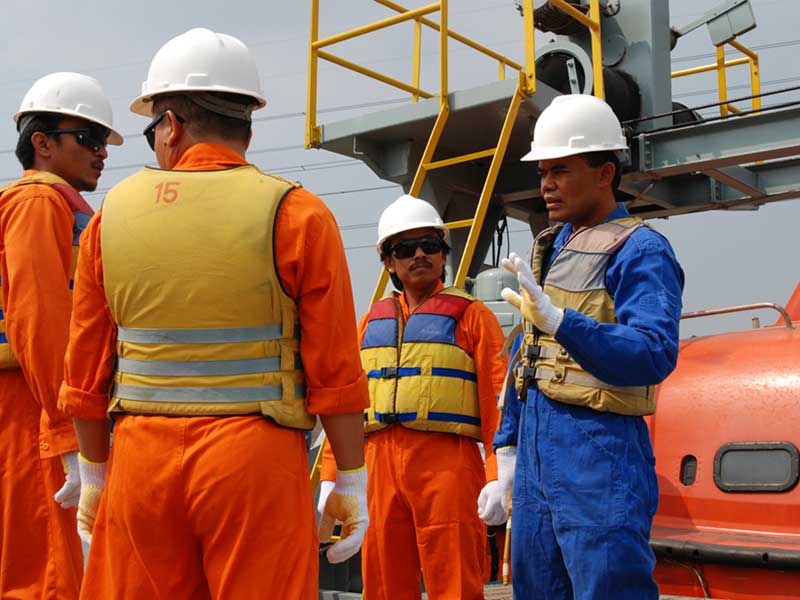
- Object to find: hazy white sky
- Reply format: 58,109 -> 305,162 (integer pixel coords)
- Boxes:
1,0 -> 797,337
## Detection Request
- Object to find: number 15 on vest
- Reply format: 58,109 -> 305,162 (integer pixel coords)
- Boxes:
154,182 -> 180,204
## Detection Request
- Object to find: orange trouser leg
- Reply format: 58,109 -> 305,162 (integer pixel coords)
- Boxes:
185,417 -> 317,600
362,428 -> 487,600
401,429 -> 486,600
362,430 -> 423,600
81,415 -> 317,600
0,372 -> 82,600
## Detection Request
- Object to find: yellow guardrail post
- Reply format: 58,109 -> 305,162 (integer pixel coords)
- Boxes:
588,0 -> 604,99
306,0 -> 321,148
521,0 -> 536,95
440,0 -> 448,109
716,46 -> 729,117
413,19 -> 422,103
730,39 -> 760,113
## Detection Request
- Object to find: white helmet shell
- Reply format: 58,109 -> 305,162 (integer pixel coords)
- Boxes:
376,194 -> 448,254
130,28 -> 266,116
14,72 -> 123,145
521,94 -> 627,162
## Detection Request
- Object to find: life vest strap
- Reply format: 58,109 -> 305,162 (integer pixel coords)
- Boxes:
367,366 -> 477,382
374,411 -> 480,426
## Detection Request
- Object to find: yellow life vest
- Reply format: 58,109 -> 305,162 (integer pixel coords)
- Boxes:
514,217 -> 656,416
0,172 -> 92,370
100,165 -> 313,429
361,287 -> 482,440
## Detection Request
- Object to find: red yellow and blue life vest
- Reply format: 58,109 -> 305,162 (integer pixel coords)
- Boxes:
514,217 -> 656,415
361,287 -> 482,440
0,172 -> 92,370
100,165 -> 314,429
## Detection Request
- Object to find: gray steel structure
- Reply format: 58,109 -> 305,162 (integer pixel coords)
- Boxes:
312,0 -> 800,279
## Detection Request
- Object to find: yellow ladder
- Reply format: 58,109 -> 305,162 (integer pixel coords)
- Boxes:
370,77 -> 532,303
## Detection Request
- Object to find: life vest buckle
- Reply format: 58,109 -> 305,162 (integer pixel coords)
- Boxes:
525,344 -> 541,360
377,412 -> 401,424
378,366 -> 398,379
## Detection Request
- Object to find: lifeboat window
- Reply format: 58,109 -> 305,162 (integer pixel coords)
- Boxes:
680,455 -> 697,486
714,442 -> 799,493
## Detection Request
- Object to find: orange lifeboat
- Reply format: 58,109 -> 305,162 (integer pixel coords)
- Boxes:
649,285 -> 800,599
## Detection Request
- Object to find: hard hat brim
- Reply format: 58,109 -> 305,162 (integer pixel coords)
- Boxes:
521,143 -> 627,162
130,87 -> 267,117
13,108 -> 124,145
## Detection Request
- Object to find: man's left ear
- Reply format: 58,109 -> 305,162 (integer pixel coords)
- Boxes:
598,161 -> 616,187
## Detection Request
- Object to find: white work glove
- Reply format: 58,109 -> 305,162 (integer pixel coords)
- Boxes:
501,252 -> 564,335
318,466 -> 369,564
317,479 -> 336,515
53,451 -> 81,509
477,446 -> 517,526
77,455 -> 107,546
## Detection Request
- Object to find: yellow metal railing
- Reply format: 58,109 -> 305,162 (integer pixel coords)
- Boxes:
307,0 -> 606,308
548,0 -> 605,99
671,39 -> 760,118
306,0 -> 532,147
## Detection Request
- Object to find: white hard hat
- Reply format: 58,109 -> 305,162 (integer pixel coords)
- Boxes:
131,28 -> 266,116
376,194 -> 448,254
521,94 -> 627,162
14,72 -> 123,145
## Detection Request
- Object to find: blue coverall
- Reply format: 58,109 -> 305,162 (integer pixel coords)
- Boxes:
495,203 -> 684,599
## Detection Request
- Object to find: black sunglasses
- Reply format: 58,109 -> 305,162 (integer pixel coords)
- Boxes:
143,110 -> 185,151
390,236 -> 446,259
42,127 -> 108,153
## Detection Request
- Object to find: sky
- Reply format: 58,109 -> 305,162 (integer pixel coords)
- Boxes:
0,0 -> 797,338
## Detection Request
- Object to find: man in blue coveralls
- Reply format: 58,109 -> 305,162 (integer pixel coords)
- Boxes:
477,94 -> 684,599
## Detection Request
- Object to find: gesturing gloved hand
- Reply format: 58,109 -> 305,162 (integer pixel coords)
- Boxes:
477,446 -> 517,526
318,466 -> 369,564
53,451 -> 81,509
501,252 -> 564,335
77,454 -> 107,545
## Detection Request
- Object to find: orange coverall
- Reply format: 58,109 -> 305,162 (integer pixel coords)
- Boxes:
58,144 -> 369,600
0,172 -> 84,599
321,281 -> 505,600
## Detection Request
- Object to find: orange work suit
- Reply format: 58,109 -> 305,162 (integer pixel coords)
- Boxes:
0,172 -> 84,599
58,144 -> 370,600
321,281 -> 506,600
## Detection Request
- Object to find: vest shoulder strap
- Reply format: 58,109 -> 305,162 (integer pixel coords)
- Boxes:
566,217 -> 644,254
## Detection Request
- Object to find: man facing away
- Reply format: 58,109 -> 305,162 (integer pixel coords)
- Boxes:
57,28 -> 369,599
0,72 -> 121,599
479,94 -> 685,599
320,194 -> 507,600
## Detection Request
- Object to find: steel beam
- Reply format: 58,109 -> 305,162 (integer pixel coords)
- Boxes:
633,106 -> 800,178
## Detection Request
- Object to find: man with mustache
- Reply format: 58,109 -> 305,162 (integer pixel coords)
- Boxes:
57,29 -> 369,599
478,94 -> 684,599
319,194 -> 507,599
0,72 -> 122,599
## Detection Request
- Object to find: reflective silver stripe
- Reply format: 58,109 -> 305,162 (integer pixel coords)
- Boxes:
117,357 -> 285,377
112,383 -> 306,403
117,325 -> 286,344
533,366 -> 649,399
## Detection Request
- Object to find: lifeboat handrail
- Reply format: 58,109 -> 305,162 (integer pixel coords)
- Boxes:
681,302 -> 794,329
